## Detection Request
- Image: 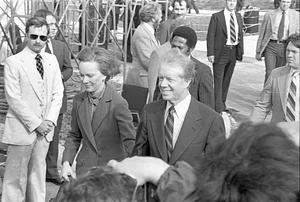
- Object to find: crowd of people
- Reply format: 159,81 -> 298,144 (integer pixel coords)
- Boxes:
0,0 -> 299,202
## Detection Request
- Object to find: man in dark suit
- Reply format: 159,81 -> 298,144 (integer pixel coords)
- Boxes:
148,26 -> 215,109
132,48 -> 225,201
16,9 -> 73,185
207,0 -> 244,113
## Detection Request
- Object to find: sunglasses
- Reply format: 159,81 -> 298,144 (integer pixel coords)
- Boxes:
29,34 -> 48,42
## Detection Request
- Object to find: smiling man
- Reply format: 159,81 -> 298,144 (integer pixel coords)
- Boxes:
251,33 -> 300,142
1,17 -> 63,202
132,48 -> 225,201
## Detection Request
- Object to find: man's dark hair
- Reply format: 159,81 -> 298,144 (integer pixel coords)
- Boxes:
288,33 -> 300,49
171,0 -> 188,9
25,17 -> 49,34
274,0 -> 295,9
58,166 -> 137,202
33,9 -> 56,19
171,26 -> 197,49
195,122 -> 299,202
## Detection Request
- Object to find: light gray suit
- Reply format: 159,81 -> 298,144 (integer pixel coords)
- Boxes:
250,65 -> 297,123
1,47 -> 63,202
256,9 -> 300,58
126,23 -> 159,88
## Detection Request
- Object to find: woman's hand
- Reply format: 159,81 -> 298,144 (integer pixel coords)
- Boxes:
61,161 -> 76,182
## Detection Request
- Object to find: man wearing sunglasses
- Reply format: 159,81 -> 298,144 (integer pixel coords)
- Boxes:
16,9 -> 73,186
1,17 -> 64,202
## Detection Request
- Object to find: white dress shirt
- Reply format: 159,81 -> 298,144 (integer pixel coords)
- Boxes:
271,8 -> 290,40
164,93 -> 191,148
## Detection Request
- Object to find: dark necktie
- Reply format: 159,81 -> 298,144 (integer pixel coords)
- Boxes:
286,72 -> 298,122
165,106 -> 175,162
35,54 -> 44,79
45,41 -> 51,54
230,13 -> 236,43
278,11 -> 285,40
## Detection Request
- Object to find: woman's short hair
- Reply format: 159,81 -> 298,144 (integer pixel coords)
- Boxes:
139,2 -> 161,23
76,47 -> 120,80
160,48 -> 195,82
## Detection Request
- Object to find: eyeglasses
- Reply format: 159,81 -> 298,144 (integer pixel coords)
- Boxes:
29,34 -> 48,42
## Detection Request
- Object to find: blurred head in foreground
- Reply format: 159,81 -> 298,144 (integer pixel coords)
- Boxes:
58,166 -> 138,202
196,122 -> 299,202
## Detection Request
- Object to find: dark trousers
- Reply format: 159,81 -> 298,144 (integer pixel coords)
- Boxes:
46,113 -> 63,179
263,41 -> 287,83
213,46 -> 237,113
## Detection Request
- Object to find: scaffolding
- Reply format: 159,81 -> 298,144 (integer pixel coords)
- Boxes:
0,0 -> 170,85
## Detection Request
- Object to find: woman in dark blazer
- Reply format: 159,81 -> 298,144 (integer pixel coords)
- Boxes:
61,47 -> 136,179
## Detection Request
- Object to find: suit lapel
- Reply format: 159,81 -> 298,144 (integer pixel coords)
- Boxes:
78,94 -> 98,152
140,23 -> 159,47
169,98 -> 201,164
270,11 -> 277,33
150,100 -> 168,161
19,51 -> 43,102
42,53 -> 55,97
220,10 -> 227,35
92,85 -> 112,135
278,66 -> 291,115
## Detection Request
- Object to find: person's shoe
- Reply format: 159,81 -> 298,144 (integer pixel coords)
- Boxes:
46,178 -> 63,186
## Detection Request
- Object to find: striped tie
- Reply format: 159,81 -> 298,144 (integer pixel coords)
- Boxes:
230,13 -> 236,43
277,11 -> 285,40
35,54 -> 44,79
165,106 -> 175,162
286,72 -> 298,122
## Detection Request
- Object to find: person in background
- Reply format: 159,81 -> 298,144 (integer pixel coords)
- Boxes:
1,17 -> 63,202
156,0 -> 188,44
256,0 -> 300,83
251,33 -> 300,145
16,9 -> 73,185
61,47 -> 136,181
109,122 -> 299,202
207,0 -> 244,113
125,2 -> 162,88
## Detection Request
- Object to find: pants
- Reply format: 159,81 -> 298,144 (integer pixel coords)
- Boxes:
263,41 -> 287,83
46,113 -> 63,180
1,137 -> 50,202
213,46 -> 237,113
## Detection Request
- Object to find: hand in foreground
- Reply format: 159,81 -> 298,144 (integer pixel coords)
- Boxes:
108,156 -> 170,186
61,161 -> 76,182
